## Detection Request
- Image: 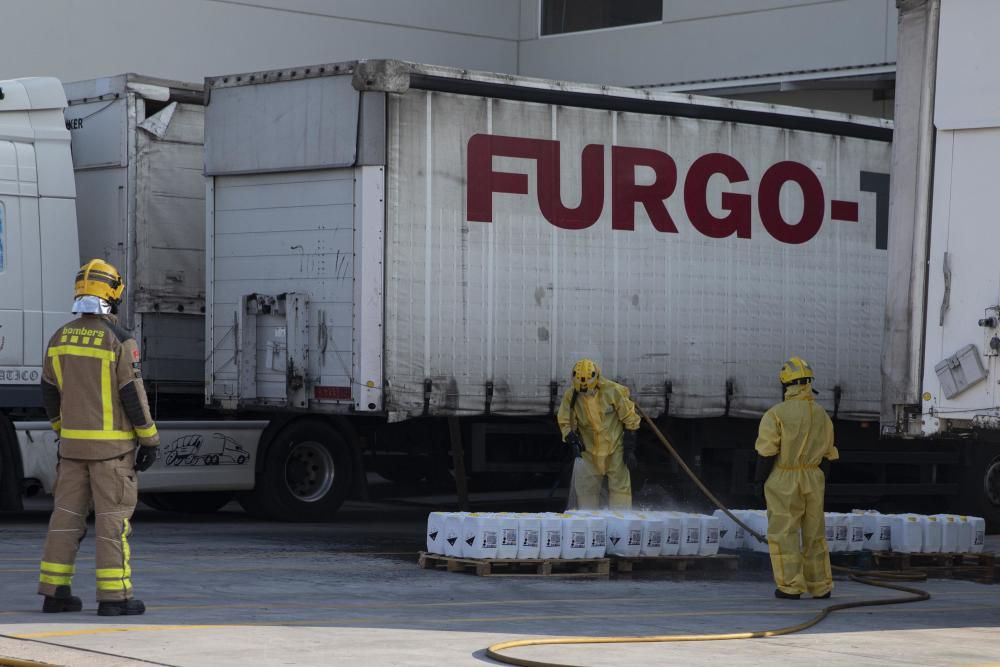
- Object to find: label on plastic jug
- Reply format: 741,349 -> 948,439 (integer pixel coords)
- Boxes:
502,529 -> 518,547
834,526 -> 848,541
628,530 -> 642,546
571,532 -> 586,549
975,532 -> 984,546
686,528 -> 700,544
852,527 -> 863,542
545,530 -> 561,547
647,531 -> 662,548
522,530 -> 539,547
592,531 -> 606,547
880,526 -> 891,541
706,528 -> 719,544
666,528 -> 680,545
483,531 -> 497,549
826,525 -> 835,541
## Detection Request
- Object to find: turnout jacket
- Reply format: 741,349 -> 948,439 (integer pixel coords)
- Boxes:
41,314 -> 159,460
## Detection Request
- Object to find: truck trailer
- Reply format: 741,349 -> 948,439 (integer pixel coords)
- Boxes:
1,40 -> 997,525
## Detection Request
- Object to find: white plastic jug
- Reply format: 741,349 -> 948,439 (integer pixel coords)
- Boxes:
540,513 -> 565,559
494,513 -> 520,559
516,514 -> 541,559
862,512 -> 892,551
561,515 -> 590,559
846,512 -> 865,552
633,512 -> 665,557
443,512 -> 468,556
699,514 -> 721,556
658,512 -> 682,556
462,513 -> 500,559
585,515 -> 608,559
714,509 -> 746,551
890,514 -> 923,554
426,511 -> 449,554
920,515 -> 942,553
745,511 -> 771,553
830,513 -> 849,553
679,513 -> 702,556
824,514 -> 837,551
969,516 -> 986,553
956,516 -> 973,553
934,514 -> 959,553
605,512 -> 643,557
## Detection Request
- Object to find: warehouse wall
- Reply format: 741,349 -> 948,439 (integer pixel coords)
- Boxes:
0,0 -> 520,82
517,0 -> 897,88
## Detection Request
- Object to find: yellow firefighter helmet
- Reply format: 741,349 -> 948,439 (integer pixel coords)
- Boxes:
74,259 -> 124,304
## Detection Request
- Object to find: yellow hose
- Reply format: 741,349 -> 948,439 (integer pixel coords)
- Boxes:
485,407 -> 936,667
486,570 -> 930,667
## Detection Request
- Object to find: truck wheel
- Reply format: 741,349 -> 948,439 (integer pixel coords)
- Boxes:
0,416 -> 23,511
140,492 -> 233,514
957,441 -> 1000,532
239,421 -> 353,522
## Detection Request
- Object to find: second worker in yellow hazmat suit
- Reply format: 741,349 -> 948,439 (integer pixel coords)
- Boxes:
557,359 -> 641,510
755,356 -> 839,600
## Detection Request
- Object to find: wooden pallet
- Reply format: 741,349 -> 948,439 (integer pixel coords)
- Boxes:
417,552 -> 611,578
871,551 -> 996,583
611,553 -> 739,578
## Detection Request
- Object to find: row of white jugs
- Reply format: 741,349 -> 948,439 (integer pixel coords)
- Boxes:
716,509 -> 987,555
426,510 -> 723,560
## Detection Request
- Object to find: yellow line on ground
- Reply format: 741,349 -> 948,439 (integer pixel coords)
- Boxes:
14,603 -> 998,638
0,655 -> 62,667
15,625 -> 233,639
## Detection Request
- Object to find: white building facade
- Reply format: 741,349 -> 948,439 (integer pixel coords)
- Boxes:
9,1 -> 897,114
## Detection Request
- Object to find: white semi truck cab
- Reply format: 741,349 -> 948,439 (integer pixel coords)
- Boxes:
0,78 -> 78,401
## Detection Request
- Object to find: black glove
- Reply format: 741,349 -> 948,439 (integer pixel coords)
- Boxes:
565,432 -> 584,459
754,454 -> 777,483
135,446 -> 157,472
623,430 -> 639,473
819,458 -> 831,478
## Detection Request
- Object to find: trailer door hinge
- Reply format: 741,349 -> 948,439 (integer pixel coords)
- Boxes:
484,381 -> 494,415
940,251 -> 951,326
423,379 -> 432,416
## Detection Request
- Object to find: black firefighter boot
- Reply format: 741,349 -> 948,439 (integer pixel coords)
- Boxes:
42,585 -> 83,613
98,598 -> 146,616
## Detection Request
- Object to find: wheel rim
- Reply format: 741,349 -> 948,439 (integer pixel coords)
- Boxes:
985,457 -> 1000,507
284,441 -> 335,503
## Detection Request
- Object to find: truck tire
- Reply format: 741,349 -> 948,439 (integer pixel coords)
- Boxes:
957,441 -> 1000,532
140,492 -> 233,514
0,416 -> 23,511
238,420 -> 353,522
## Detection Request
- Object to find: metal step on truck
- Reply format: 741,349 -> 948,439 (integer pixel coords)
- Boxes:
0,52 -> 996,525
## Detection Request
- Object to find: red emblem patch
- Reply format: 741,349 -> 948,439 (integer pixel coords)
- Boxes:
133,348 -> 141,362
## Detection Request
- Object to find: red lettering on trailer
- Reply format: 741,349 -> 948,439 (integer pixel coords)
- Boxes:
758,161 -> 825,245
466,133 -> 862,245
467,134 -> 603,230
611,146 -> 678,233
684,153 -> 751,239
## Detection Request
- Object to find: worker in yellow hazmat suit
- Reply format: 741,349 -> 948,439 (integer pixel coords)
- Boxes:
755,356 -> 839,600
557,359 -> 641,510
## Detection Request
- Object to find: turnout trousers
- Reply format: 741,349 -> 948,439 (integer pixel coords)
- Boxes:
38,454 -> 137,601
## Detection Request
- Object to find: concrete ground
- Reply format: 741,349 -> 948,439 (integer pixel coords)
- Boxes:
0,497 -> 997,667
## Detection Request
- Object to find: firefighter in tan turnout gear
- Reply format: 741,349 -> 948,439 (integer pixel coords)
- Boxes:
37,260 -> 159,616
